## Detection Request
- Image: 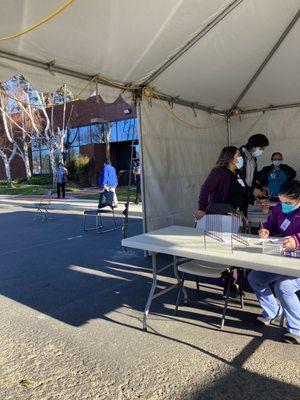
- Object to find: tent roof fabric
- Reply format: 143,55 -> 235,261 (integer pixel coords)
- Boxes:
1,0 -> 300,112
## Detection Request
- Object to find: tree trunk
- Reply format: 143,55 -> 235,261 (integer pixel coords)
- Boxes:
58,141 -> 64,164
49,146 -> 57,177
3,157 -> 12,188
23,141 -> 32,181
105,125 -> 111,161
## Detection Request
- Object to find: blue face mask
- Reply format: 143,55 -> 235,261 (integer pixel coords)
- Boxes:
252,149 -> 263,158
281,203 -> 300,214
235,156 -> 244,169
272,160 -> 281,167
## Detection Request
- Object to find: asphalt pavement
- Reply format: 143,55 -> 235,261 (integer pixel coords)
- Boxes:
0,203 -> 299,399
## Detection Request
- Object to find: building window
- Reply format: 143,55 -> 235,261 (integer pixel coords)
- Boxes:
79,126 -> 91,145
30,118 -> 139,175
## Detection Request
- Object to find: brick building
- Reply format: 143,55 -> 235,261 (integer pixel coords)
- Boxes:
0,95 -> 138,182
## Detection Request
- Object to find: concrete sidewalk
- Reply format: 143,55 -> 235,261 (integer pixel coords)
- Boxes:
0,195 -> 143,216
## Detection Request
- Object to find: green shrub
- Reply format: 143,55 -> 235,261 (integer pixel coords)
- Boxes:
14,177 -> 27,184
30,175 -> 53,186
65,159 -> 77,181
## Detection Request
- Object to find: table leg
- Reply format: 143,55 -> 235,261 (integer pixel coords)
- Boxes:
143,252 -> 157,331
173,256 -> 188,304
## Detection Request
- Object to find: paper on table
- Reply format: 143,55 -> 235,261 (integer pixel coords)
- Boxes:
256,237 -> 285,245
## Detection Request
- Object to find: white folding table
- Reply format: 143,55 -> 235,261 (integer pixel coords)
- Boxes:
122,225 -> 300,331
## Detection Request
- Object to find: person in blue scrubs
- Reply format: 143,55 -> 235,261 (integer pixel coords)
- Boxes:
248,180 -> 300,345
257,152 -> 296,201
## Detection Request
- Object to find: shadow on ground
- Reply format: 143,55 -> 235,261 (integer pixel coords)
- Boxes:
183,332 -> 300,400
1,209 -> 299,399
0,209 -> 279,335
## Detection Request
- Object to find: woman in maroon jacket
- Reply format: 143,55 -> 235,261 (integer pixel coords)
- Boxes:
195,146 -> 249,297
195,146 -> 248,220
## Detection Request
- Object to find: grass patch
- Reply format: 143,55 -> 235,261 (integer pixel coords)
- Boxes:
0,181 -> 137,202
0,181 -> 80,196
78,187 -> 136,202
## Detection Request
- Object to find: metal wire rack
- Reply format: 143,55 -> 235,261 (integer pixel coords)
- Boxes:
204,203 -> 249,252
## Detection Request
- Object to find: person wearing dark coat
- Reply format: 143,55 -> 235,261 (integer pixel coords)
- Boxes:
195,146 -> 249,298
196,146 -> 248,220
257,152 -> 296,200
239,133 -> 270,216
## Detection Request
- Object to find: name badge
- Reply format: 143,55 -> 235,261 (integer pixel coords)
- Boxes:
237,178 -> 245,187
280,219 -> 291,231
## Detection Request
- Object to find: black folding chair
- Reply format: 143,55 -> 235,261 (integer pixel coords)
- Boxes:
34,189 -> 54,222
83,189 -> 117,234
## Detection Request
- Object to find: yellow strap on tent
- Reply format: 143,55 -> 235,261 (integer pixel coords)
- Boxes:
72,76 -> 97,100
141,86 -> 225,130
73,74 -> 136,100
0,0 -> 74,42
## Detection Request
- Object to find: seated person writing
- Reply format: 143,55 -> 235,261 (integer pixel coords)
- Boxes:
248,180 -> 300,344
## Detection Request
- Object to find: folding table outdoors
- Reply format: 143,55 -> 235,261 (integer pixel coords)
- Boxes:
122,225 -> 300,331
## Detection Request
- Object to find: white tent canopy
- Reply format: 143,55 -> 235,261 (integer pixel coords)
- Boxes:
1,0 -> 300,110
1,0 -> 300,230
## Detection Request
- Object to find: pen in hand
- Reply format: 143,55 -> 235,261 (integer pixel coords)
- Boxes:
260,220 -> 264,229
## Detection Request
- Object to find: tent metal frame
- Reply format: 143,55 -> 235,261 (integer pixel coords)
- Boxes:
0,49 -> 121,91
0,4 -> 300,118
154,90 -> 225,115
240,102 -> 300,115
1,3 -> 300,237
228,8 -> 300,116
142,0 -> 244,86
136,97 -> 148,235
0,49 -> 225,116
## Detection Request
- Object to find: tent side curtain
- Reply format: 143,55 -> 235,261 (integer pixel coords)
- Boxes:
140,99 -> 228,232
229,108 -> 300,177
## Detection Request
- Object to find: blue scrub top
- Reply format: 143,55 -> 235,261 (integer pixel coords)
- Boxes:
268,168 -> 287,197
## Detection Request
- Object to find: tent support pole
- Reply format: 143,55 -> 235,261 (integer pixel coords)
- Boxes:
0,49 -> 225,115
229,8 -> 300,114
136,96 -> 148,235
156,91 -> 225,116
0,49 -> 127,92
240,102 -> 300,114
226,116 -> 232,145
143,0 -> 244,85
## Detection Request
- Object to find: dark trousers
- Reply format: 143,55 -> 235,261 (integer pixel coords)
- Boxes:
135,178 -> 141,204
57,182 -> 65,199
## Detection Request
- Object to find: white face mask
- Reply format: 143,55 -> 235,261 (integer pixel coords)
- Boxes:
272,160 -> 282,167
235,156 -> 244,169
251,149 -> 263,158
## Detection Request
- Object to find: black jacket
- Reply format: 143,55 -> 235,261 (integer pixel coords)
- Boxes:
238,146 -> 262,214
257,164 -> 296,187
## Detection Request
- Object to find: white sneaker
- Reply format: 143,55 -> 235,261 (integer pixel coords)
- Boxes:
256,315 -> 282,326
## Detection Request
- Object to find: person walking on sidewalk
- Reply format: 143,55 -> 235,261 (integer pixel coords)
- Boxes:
54,162 -> 68,199
98,159 -> 118,207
